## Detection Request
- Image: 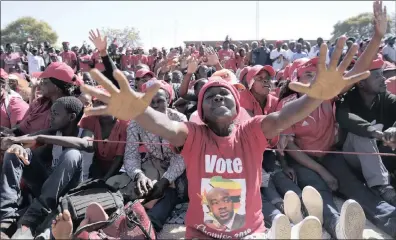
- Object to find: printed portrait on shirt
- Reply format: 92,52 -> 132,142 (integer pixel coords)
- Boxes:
200,176 -> 246,232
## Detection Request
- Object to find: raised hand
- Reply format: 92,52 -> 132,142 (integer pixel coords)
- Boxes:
373,0 -> 387,37
288,36 -> 370,100
187,56 -> 199,74
80,69 -> 160,121
88,29 -> 107,52
205,47 -> 220,66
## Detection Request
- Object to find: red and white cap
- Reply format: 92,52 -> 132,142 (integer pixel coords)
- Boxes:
32,62 -> 83,85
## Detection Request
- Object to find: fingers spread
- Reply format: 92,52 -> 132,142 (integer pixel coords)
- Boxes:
344,71 -> 370,85
288,81 -> 311,95
89,69 -> 119,94
338,44 -> 358,73
80,84 -> 110,104
113,70 -> 134,93
328,36 -> 346,70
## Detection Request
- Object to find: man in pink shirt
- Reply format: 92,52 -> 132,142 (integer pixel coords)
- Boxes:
60,42 -> 77,71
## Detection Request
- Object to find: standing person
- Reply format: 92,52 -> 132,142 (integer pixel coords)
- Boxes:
270,41 -> 287,71
78,45 -> 92,73
81,34 -> 370,239
22,41 -> 45,75
218,37 -> 236,71
251,39 -> 272,66
292,43 -> 308,62
1,44 -> 21,73
382,36 -> 396,64
309,38 -> 330,65
60,42 -> 77,70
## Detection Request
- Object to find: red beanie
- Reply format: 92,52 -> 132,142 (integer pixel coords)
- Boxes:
197,80 -> 240,122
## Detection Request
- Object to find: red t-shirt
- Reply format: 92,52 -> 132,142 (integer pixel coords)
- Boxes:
218,49 -> 236,71
121,55 -> 133,71
132,54 -> 148,66
79,116 -> 128,170
60,51 -> 77,68
181,116 -> 267,239
277,94 -> 336,157
92,52 -> 105,72
18,97 -> 51,135
0,95 -> 29,128
1,53 -> 21,73
386,78 -> 396,94
79,55 -> 92,72
239,90 -> 279,116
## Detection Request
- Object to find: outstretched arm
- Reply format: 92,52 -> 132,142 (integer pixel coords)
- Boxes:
261,36 -> 370,139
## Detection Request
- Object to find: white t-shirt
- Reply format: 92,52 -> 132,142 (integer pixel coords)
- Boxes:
27,52 -> 45,75
382,45 -> 396,63
285,49 -> 295,62
270,49 -> 287,71
308,44 -> 330,65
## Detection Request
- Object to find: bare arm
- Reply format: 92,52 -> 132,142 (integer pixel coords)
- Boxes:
261,95 -> 322,139
36,130 -> 94,152
179,73 -> 193,98
286,141 -> 325,173
135,107 -> 188,147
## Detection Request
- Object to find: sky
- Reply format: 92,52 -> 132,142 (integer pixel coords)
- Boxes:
1,1 -> 395,50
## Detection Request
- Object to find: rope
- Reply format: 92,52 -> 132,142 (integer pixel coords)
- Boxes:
86,139 -> 396,157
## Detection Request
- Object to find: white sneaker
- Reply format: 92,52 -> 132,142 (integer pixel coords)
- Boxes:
284,190 -> 304,224
302,186 -> 323,224
291,216 -> 322,239
336,199 -> 365,239
267,214 -> 291,239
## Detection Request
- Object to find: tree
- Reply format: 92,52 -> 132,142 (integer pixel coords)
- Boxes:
1,17 -> 58,46
101,26 -> 142,48
330,12 -> 394,41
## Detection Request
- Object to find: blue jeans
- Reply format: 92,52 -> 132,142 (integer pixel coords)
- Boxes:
0,146 -> 82,230
147,187 -> 178,232
321,153 -> 396,238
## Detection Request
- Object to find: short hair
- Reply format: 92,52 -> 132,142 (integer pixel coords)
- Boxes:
54,96 -> 84,123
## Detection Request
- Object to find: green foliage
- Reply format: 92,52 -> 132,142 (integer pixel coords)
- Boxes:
101,26 -> 142,48
1,16 -> 58,46
331,12 -> 395,41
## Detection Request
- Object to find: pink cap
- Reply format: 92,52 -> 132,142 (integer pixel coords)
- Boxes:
136,69 -> 155,78
245,65 -> 276,89
32,62 -> 82,85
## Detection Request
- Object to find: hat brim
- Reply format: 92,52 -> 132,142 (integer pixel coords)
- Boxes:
233,83 -> 246,91
32,71 -> 47,79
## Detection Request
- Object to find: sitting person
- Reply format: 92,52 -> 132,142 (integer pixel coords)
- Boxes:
0,96 -> 93,239
0,69 -> 29,130
122,80 -> 187,233
1,62 -> 82,136
79,86 -> 128,179
336,58 -> 396,205
80,34 -> 368,239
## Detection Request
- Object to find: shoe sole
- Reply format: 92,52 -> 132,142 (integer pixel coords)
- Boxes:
268,214 -> 291,239
284,190 -> 303,224
302,186 -> 323,224
340,199 -> 365,239
292,216 -> 322,239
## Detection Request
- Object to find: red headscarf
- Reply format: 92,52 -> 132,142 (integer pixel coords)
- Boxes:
197,80 -> 240,122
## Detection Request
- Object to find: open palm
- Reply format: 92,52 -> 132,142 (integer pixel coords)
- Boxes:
81,69 -> 160,121
289,36 -> 370,100
373,0 -> 387,37
89,29 -> 107,52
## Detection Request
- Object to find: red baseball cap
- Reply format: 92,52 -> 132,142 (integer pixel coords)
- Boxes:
245,65 -> 276,89
32,62 -> 83,85
289,58 -> 310,82
239,67 -> 250,81
136,69 -> 155,78
0,68 -> 8,79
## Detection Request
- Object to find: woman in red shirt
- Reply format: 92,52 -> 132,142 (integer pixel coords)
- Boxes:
80,35 -> 369,239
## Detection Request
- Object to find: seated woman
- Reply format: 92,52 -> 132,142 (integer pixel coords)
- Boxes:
78,86 -> 128,179
81,35 -> 367,239
277,36 -> 396,239
1,62 -> 82,136
122,80 -> 187,233
0,96 -> 94,239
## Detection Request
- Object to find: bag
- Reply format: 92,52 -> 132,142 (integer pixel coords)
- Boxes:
73,200 -> 156,240
58,179 -> 124,229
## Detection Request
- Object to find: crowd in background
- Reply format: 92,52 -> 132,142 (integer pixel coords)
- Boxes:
1,1 -> 396,239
